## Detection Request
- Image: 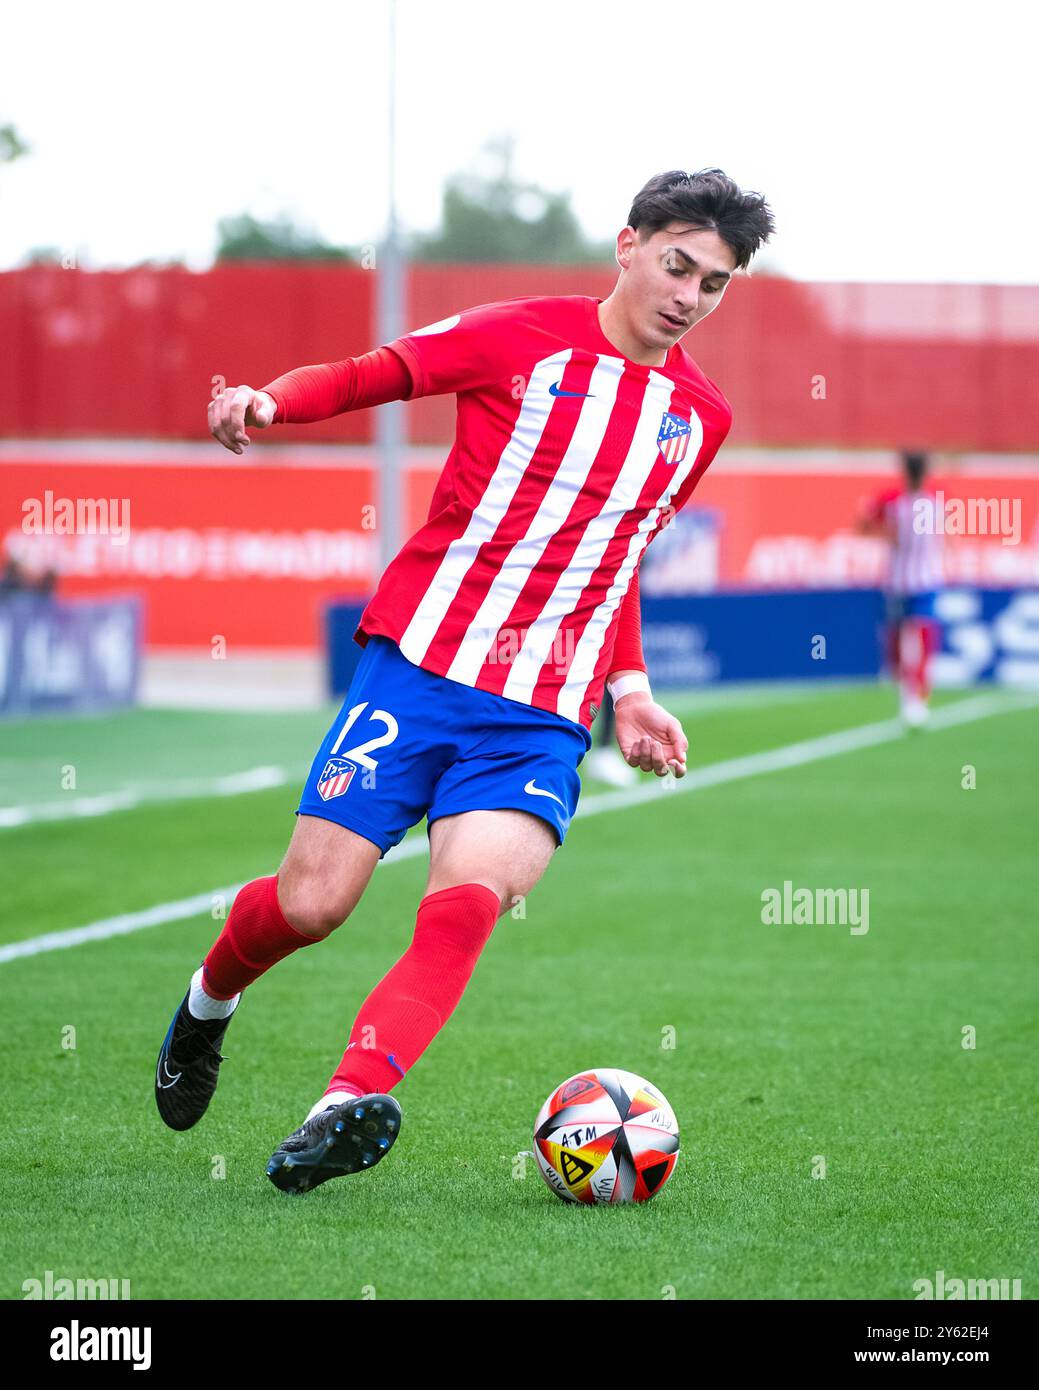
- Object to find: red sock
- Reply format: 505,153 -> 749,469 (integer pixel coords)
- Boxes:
918,619 -> 939,700
202,875 -> 319,999
887,622 -> 902,680
322,883 -> 500,1098
900,617 -> 936,700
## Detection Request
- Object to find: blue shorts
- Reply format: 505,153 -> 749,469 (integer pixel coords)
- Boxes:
888,590 -> 938,622
298,636 -> 593,857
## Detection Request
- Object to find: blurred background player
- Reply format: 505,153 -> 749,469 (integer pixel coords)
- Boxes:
1,543 -> 57,598
858,450 -> 943,727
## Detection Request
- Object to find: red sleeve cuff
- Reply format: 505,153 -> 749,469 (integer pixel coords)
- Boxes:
384,339 -> 424,401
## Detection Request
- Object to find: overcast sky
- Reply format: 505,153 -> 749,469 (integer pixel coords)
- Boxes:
2,0 -> 1035,283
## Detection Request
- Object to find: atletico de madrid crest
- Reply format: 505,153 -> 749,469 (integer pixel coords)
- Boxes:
657,411 -> 692,465
317,757 -> 356,802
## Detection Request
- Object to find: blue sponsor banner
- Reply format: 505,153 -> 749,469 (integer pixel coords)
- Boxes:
642,588 -> 1039,687
325,603 -> 367,697
324,588 -> 1039,695
640,589 -> 886,684
929,587 -> 1039,688
0,594 -> 142,717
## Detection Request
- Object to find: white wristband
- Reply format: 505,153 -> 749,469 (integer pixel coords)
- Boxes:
607,671 -> 651,702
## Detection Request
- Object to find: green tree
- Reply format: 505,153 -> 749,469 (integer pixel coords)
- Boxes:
0,123 -> 29,166
412,136 -> 612,264
23,246 -> 63,264
215,212 -> 352,262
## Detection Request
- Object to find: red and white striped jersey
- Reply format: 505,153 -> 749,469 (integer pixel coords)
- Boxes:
865,485 -> 944,596
356,295 -> 733,729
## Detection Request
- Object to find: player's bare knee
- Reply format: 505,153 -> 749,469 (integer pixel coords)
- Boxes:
276,873 -> 354,940
425,870 -> 548,920
276,817 -> 379,938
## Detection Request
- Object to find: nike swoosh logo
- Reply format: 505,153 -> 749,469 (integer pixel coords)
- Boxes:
549,382 -> 593,398
524,779 -> 567,808
156,1053 -> 182,1089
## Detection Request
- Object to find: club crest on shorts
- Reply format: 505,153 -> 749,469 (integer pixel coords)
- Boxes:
317,757 -> 356,801
657,411 -> 692,465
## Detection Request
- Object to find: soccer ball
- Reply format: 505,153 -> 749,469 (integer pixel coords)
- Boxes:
533,1068 -> 679,1205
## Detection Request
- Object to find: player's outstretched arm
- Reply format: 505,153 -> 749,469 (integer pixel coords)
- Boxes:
856,490 -> 896,540
209,385 -> 277,455
207,347 -> 411,454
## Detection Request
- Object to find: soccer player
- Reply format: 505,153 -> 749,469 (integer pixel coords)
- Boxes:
155,168 -> 774,1193
857,450 -> 943,727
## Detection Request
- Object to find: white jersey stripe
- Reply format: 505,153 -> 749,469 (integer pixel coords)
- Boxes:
503,369 -> 680,707
889,490 -> 942,595
557,393 -> 706,723
397,349 -> 572,666
446,354 -> 627,687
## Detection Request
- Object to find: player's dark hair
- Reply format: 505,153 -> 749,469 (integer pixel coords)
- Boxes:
628,168 -> 775,271
902,450 -> 929,487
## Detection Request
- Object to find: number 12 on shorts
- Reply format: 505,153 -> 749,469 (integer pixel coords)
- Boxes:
329,701 -> 400,770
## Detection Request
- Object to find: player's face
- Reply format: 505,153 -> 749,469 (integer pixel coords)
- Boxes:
618,223 -> 738,351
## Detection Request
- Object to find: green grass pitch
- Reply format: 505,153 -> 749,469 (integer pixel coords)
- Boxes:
1,685 -> 1036,1300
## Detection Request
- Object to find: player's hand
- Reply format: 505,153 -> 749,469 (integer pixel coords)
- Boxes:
209,385 -> 277,454
614,695 -> 688,778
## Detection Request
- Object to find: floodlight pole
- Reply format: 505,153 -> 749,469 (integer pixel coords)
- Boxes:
375,0 -> 405,579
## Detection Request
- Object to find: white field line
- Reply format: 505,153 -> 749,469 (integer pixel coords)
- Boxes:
0,683 -> 853,830
0,691 -> 1034,966
0,766 -> 292,829
573,691 -> 1037,815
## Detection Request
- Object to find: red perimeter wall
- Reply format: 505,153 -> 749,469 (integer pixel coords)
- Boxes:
2,265 -> 1037,450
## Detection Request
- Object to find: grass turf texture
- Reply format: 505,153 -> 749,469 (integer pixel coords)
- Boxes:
0,685 -> 1036,1300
